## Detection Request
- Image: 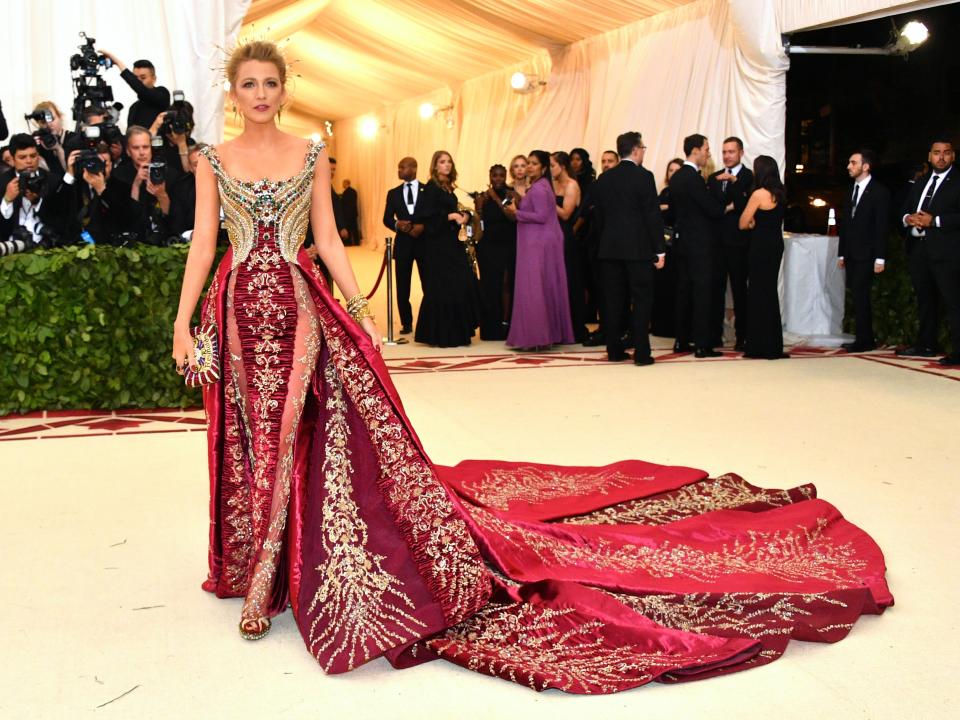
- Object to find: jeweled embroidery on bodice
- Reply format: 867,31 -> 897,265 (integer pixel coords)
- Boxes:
201,141 -> 325,268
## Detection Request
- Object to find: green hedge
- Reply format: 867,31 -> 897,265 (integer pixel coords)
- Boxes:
0,244 -> 222,415
843,231 -> 950,349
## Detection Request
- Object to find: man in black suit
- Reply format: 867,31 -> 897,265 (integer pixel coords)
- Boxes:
899,137 -> 960,365
62,142 -> 141,245
591,131 -> 665,365
341,179 -> 361,246
0,134 -> 74,253
670,134 -> 725,357
383,157 -> 428,334
707,136 -> 753,350
837,149 -> 890,352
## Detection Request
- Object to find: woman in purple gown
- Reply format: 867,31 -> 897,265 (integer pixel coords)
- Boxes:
503,150 -> 575,349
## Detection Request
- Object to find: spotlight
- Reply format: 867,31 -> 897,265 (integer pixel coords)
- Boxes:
895,20 -> 929,53
359,116 -> 379,139
310,132 -> 322,143
419,102 -> 435,120
810,197 -> 827,208
510,72 -> 546,94
784,19 -> 930,57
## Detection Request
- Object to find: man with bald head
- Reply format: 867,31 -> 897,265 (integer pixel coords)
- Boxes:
383,156 -> 428,334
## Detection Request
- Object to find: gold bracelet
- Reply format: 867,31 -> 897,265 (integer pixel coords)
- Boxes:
346,293 -> 373,323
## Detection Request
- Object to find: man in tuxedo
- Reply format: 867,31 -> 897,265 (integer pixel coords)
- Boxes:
341,179 -> 361,246
0,134 -> 73,254
591,131 -> 665,365
837,149 -> 890,352
707,136 -> 753,350
383,157 -> 428,334
899,137 -> 960,365
328,158 -> 349,242
669,134 -> 725,357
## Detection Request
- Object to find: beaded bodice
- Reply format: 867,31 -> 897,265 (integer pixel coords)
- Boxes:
201,141 -> 325,268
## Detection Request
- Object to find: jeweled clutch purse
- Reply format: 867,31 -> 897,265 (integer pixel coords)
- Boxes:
183,324 -> 221,387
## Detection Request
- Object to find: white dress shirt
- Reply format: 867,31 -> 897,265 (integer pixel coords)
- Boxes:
403,181 -> 419,216
903,166 -> 952,236
1,193 -> 44,243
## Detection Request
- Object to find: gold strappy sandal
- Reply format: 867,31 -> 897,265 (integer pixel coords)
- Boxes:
239,617 -> 271,641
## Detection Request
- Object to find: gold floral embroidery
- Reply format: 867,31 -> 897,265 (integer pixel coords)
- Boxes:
316,319 -> 489,623
461,465 -> 641,511
472,508 -> 869,587
606,590 -> 852,638
427,601 -> 740,693
564,474 -> 815,526
307,361 -> 427,671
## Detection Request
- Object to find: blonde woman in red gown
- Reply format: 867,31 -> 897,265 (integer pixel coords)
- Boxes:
172,41 -> 892,693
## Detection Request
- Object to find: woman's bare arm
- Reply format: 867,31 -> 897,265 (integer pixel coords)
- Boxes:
739,190 -> 762,230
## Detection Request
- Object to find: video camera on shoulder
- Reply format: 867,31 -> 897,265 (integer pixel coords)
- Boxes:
24,109 -> 58,150
149,135 -> 166,184
159,91 -> 194,138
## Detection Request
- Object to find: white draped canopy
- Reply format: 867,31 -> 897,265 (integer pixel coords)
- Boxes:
4,0 -> 951,244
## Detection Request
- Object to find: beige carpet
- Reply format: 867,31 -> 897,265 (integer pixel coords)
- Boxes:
2,247 -> 957,719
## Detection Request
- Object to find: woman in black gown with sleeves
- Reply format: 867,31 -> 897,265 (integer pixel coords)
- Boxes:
651,158 -> 684,339
739,155 -> 788,360
415,150 -> 480,347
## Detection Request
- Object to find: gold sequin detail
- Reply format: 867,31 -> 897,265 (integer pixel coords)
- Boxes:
461,465 -> 640,511
201,142 -> 325,268
307,361 -> 427,671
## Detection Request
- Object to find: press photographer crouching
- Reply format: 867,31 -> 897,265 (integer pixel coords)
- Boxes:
0,134 -> 74,256
63,132 -> 140,246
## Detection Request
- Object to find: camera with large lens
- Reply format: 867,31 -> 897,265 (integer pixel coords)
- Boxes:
77,149 -> 106,175
18,168 -> 49,197
69,32 -> 122,131
148,136 -> 166,184
24,109 -> 58,150
159,90 -> 194,138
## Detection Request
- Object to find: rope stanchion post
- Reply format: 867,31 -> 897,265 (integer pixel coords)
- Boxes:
382,236 -> 407,346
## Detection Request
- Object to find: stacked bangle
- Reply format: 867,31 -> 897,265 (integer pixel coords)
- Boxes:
346,293 -> 373,323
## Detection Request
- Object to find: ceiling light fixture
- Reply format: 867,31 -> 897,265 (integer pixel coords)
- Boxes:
359,116 -> 379,139
510,72 -> 547,94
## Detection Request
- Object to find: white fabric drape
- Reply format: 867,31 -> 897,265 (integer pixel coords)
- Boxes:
777,0 -> 956,33
2,0 -> 248,143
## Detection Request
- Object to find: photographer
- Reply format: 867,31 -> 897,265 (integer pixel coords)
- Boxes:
123,126 -> 193,244
26,101 -> 79,174
147,96 -> 195,177
98,52 -> 170,132
63,139 -> 139,245
0,134 -> 74,255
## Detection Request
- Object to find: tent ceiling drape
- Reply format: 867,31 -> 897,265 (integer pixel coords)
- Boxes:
237,0 -> 697,124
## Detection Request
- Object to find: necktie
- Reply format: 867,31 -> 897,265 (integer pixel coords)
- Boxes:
406,183 -> 414,205
851,184 -> 860,217
721,179 -> 728,193
920,175 -> 940,212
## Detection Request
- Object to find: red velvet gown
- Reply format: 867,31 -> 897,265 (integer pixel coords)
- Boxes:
197,142 -> 892,693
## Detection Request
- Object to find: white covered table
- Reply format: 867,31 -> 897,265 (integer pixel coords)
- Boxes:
778,232 -> 847,344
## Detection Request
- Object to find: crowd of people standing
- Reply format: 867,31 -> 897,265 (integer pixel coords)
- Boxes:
381,131 -> 792,364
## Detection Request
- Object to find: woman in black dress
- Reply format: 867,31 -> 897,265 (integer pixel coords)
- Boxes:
474,164 -> 517,340
570,149 -> 598,324
414,150 -> 480,347
551,151 -> 586,342
739,155 -> 788,359
652,158 -> 684,339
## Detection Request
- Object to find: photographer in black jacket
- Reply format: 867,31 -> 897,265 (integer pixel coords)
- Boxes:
63,139 -> 140,245
99,51 -> 170,131
0,134 -> 74,255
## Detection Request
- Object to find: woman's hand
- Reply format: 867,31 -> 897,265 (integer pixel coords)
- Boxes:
360,316 -> 383,352
502,203 -> 517,219
172,323 -> 196,375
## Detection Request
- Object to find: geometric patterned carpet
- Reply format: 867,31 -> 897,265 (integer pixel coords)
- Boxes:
2,345 -> 955,442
